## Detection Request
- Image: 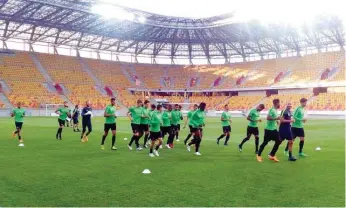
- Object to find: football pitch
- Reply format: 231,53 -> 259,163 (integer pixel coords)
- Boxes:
0,117 -> 345,207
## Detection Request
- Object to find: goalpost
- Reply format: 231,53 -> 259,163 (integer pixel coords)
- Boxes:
45,104 -> 65,116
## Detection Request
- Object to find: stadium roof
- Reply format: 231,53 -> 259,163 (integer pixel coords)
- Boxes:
0,0 -> 344,64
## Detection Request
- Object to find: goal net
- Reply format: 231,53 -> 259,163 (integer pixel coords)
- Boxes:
45,104 -> 65,116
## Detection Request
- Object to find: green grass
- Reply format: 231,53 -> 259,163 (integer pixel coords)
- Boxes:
0,117 -> 344,207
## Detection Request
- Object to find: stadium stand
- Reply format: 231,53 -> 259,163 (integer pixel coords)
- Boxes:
166,65 -> 194,89
264,94 -> 313,110
85,59 -> 132,88
214,63 -> 252,89
309,92 -> 345,111
0,52 -> 45,82
189,95 -> 228,110
227,95 -> 265,110
0,50 -> 344,111
196,66 -> 223,89
64,84 -> 109,109
84,59 -> 158,108
84,59 -> 136,108
275,51 -> 344,86
133,64 -> 164,89
166,95 -> 185,104
37,53 -> 94,84
0,52 -> 64,108
6,81 -> 64,108
241,57 -> 298,87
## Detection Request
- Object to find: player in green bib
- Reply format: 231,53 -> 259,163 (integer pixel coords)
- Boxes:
238,104 -> 265,154
174,105 -> 184,142
101,98 -> 117,150
216,104 -> 232,146
186,102 -> 206,156
257,99 -> 281,162
127,100 -> 143,151
161,104 -> 173,149
144,103 -> 156,147
170,104 -> 181,145
183,104 -> 198,145
140,100 -> 151,148
55,101 -> 71,140
11,102 -> 25,145
284,98 -> 308,157
148,104 -> 163,157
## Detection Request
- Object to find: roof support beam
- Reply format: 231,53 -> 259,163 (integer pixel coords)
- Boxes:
136,42 -> 153,55
32,28 -> 55,42
77,32 -> 84,47
9,25 -> 35,39
119,41 -> 137,53
100,39 -> 122,51
2,40 -> 7,49
54,29 -> 61,45
97,36 -> 104,50
29,25 -> 36,41
5,23 -> 23,39
3,21 -> 9,38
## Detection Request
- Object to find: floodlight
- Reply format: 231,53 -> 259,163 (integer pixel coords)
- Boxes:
138,16 -> 146,23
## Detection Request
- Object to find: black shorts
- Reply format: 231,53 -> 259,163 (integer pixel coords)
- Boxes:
264,129 -> 279,141
73,118 -> 79,124
247,126 -> 259,136
150,131 -> 162,141
177,124 -> 181,130
279,127 -> 293,140
189,125 -> 193,132
131,123 -> 141,133
223,125 -> 231,133
291,127 -> 305,138
82,121 -> 92,132
140,124 -> 149,132
58,118 -> 65,126
104,123 -> 116,132
171,124 -> 178,132
161,126 -> 172,136
190,127 -> 199,133
15,122 -> 23,130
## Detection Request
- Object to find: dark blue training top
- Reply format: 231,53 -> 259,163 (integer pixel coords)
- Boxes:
81,107 -> 92,122
279,108 -> 292,130
72,108 -> 80,119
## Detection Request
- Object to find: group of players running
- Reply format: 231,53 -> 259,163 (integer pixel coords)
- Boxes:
11,96 -> 308,162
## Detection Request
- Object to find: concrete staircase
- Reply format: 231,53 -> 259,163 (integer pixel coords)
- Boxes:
120,64 -> 136,86
78,58 -> 104,87
0,80 -> 10,92
0,92 -> 13,108
214,96 -> 232,109
128,64 -> 147,88
240,60 -> 265,86
59,94 -> 73,106
79,58 -> 108,95
42,82 -> 57,93
245,96 -> 268,115
276,57 -> 300,83
327,54 -> 345,80
29,53 -> 54,83
307,94 -> 317,105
